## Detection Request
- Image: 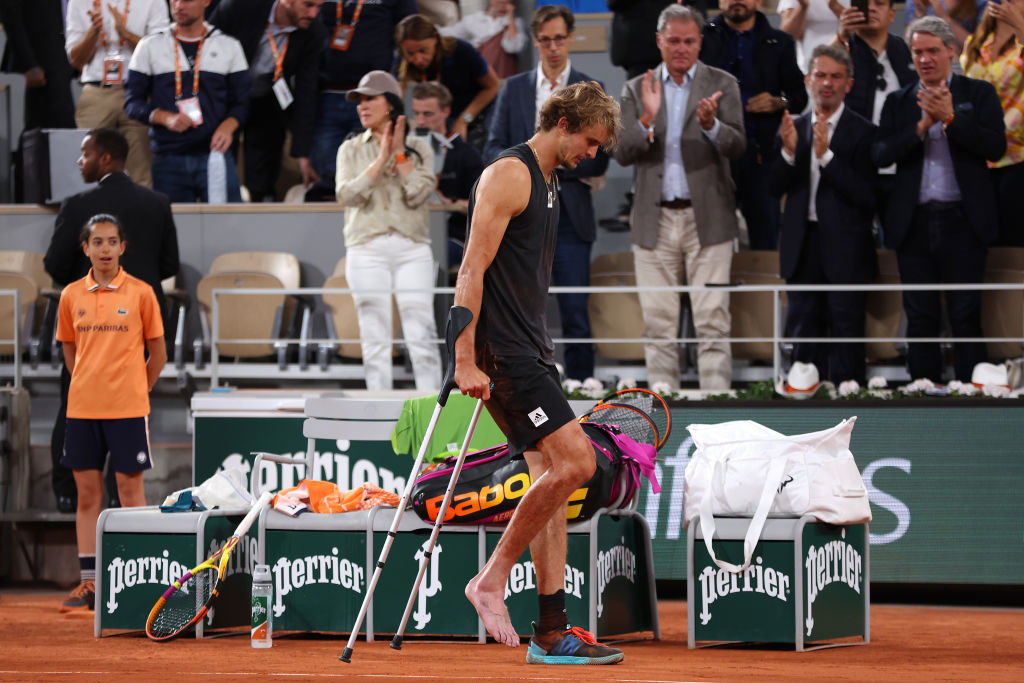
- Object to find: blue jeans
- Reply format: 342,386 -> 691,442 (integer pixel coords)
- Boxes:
308,93 -> 362,194
152,150 -> 241,203
552,213 -> 594,380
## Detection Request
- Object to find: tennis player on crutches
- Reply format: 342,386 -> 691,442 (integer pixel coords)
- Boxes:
454,81 -> 624,665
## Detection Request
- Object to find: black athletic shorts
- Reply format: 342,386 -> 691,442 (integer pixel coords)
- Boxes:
480,354 -> 575,457
62,417 -> 153,473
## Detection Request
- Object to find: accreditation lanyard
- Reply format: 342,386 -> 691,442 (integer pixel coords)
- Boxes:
173,30 -> 205,101
98,0 -> 132,84
265,25 -> 290,82
330,0 -> 364,51
96,0 -> 132,52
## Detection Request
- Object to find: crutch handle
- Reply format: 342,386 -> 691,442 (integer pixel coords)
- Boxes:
438,305 -> 474,407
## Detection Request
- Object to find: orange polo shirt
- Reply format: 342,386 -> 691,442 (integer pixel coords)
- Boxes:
57,267 -> 164,419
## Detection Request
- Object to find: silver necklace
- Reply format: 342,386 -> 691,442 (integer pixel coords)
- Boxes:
525,138 -> 557,208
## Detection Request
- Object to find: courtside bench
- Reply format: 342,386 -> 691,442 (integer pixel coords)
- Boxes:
254,504 -> 659,640
250,395 -> 660,641
687,515 -> 870,651
94,506 -> 253,637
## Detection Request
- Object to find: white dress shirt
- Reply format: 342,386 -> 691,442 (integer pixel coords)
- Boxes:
65,0 -> 170,83
535,60 -> 571,129
657,63 -> 721,202
782,102 -> 842,222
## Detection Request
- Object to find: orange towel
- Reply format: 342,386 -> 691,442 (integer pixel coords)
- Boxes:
272,480 -> 400,515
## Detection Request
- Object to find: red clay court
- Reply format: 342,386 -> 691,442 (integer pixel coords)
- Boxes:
1,589 -> 1021,682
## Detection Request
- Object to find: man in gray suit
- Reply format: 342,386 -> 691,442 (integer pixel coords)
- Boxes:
615,4 -> 745,392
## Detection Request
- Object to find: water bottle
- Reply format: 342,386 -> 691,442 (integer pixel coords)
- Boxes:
251,564 -> 272,648
207,150 -> 228,204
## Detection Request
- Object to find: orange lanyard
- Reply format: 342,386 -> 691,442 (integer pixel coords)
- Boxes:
335,0 -> 365,28
95,0 -> 132,51
265,25 -> 290,82
173,29 -> 205,100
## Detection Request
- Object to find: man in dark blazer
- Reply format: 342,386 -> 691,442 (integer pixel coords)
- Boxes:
0,0 -> 75,131
835,0 -> 915,242
44,128 -> 180,512
615,4 -> 746,392
411,81 -> 484,271
699,0 -> 807,250
484,4 -> 609,381
770,44 -> 878,385
872,17 -> 1006,383
836,0 -> 915,125
210,0 -> 327,200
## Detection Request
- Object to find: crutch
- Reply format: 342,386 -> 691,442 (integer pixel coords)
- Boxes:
389,389 -> 483,651
339,305 -> 479,663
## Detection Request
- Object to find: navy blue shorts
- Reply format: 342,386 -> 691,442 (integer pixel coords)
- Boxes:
480,354 -> 575,458
62,417 -> 153,474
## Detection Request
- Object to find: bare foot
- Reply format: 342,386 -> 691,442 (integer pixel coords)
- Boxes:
465,575 -> 519,647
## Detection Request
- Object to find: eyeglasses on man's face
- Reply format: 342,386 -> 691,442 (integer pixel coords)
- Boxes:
536,34 -> 569,47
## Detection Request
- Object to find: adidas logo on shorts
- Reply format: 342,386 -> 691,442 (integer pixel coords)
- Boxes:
528,407 -> 548,427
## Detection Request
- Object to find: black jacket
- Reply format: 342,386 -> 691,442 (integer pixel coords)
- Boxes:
871,74 -> 1006,249
45,173 -> 180,315
0,0 -> 72,76
844,33 -> 915,123
700,11 -> 807,155
209,0 -> 327,158
607,0 -> 672,73
437,135 -> 484,242
770,108 -> 878,283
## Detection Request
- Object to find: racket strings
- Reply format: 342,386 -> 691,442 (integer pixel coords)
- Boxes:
148,569 -> 217,639
603,389 -> 671,450
581,403 -> 659,448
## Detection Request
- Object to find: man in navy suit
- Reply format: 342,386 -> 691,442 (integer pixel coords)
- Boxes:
484,4 -> 609,381
872,17 -> 1005,383
770,44 -> 878,385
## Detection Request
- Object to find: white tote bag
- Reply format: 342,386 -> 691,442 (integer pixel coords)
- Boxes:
683,417 -> 870,573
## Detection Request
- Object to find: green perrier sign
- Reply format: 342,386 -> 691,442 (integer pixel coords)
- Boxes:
691,520 -> 868,647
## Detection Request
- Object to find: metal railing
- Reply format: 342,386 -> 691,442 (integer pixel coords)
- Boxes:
3,281 -> 1021,387
198,281 -> 1024,388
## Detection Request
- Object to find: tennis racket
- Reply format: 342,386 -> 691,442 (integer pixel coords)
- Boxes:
599,388 -> 672,451
579,401 -> 660,449
145,491 -> 273,642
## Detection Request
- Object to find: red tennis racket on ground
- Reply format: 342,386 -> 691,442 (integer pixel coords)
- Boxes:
145,491 -> 272,642
598,388 -> 672,451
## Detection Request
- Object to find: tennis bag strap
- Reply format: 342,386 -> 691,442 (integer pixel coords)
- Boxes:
697,455 -> 788,573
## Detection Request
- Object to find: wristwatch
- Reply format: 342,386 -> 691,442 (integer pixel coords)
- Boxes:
778,95 -> 789,111
461,111 -> 474,124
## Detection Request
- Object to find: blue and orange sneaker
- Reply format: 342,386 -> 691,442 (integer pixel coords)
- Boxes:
526,623 -> 624,665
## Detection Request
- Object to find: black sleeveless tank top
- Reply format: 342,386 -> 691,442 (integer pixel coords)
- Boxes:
467,142 -> 559,363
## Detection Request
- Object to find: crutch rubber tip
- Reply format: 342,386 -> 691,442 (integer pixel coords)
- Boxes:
390,634 -> 404,650
339,647 -> 353,663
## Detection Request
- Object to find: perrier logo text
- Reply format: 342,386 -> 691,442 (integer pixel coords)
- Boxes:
698,556 -> 791,625
804,538 -> 863,636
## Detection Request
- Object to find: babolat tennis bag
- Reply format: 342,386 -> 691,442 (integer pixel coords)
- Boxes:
410,422 -> 660,524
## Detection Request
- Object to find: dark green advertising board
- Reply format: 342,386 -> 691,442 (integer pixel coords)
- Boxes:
193,402 -> 1024,586
690,519 -> 867,646
99,514 -> 255,632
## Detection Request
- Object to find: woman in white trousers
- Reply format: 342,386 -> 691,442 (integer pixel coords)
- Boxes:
335,71 -> 441,391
